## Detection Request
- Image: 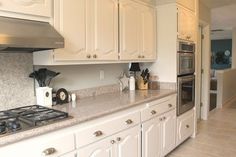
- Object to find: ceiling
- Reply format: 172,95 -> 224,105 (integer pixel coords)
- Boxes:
200,0 -> 236,39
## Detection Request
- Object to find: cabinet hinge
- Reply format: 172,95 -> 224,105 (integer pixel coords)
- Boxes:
201,34 -> 204,39
201,69 -> 204,74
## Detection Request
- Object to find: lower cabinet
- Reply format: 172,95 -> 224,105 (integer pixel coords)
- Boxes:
77,125 -> 141,157
142,109 -> 176,157
176,109 -> 194,146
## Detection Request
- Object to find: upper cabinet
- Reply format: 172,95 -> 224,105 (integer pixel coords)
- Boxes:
53,0 -> 118,61
177,6 -> 196,42
177,0 -> 196,13
119,0 -> 156,61
0,0 -> 52,20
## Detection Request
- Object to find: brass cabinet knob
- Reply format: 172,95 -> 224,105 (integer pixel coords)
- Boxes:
138,55 -> 141,58
117,137 -> 122,141
87,54 -> 91,58
42,148 -> 56,156
142,55 -> 145,58
151,110 -> 157,115
125,119 -> 133,125
186,125 -> 190,128
94,130 -> 103,137
159,117 -> 163,121
111,140 -> 116,144
93,54 -> 97,58
163,116 -> 166,120
168,104 -> 173,108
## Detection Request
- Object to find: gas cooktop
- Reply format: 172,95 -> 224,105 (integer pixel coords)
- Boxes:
0,105 -> 69,137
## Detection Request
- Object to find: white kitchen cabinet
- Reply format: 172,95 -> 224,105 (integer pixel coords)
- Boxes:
0,0 -> 52,18
0,130 -> 75,157
161,110 -> 176,156
177,6 -> 196,42
77,125 -> 141,157
142,95 -> 176,157
142,116 -> 162,157
176,109 -> 194,146
177,0 -> 196,13
60,152 -> 77,157
119,0 -> 156,61
53,0 -> 118,61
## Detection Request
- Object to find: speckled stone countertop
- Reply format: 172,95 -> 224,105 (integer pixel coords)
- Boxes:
0,89 -> 176,147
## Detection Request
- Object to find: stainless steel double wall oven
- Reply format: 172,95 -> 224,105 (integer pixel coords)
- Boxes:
177,40 -> 195,116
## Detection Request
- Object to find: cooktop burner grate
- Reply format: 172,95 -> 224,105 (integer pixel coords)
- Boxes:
0,105 -> 69,136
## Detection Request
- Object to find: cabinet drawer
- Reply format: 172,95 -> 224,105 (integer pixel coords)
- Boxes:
141,94 -> 176,122
176,109 -> 194,145
38,133 -> 75,157
76,111 -> 140,148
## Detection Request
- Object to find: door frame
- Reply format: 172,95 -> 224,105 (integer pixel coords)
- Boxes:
197,20 -> 211,120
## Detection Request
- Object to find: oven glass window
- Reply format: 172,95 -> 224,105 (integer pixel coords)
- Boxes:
181,80 -> 194,105
181,56 -> 193,69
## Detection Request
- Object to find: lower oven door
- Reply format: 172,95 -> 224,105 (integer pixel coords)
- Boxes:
177,75 -> 195,116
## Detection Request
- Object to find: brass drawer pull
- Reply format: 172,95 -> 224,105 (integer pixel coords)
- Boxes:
42,148 -> 56,156
111,140 -> 116,144
87,54 -> 91,58
151,110 -> 157,115
94,130 -> 103,137
117,137 -> 122,141
126,119 -> 133,125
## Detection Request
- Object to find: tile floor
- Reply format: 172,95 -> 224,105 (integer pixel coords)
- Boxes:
167,102 -> 236,157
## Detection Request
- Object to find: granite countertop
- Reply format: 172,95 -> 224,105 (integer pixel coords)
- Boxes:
0,89 -> 176,147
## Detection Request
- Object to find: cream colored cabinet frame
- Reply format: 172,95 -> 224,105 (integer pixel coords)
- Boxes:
0,0 -> 52,20
53,0 -> 119,62
119,0 -> 156,61
77,125 -> 141,157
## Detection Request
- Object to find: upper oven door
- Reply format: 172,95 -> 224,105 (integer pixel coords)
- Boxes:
177,53 -> 195,76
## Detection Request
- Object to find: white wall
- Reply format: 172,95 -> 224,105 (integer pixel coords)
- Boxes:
145,3 -> 177,83
216,69 -> 236,107
199,1 -> 211,24
36,64 -> 128,91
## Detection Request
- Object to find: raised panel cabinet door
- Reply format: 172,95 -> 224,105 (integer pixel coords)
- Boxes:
116,126 -> 141,157
161,110 -> 176,156
140,5 -> 156,60
0,0 -> 52,17
88,0 -> 118,60
119,0 -> 141,60
142,117 -> 162,157
177,7 -> 188,40
53,0 -> 87,61
60,152 -> 76,157
77,136 -> 116,157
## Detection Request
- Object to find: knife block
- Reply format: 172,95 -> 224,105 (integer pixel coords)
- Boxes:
36,87 -> 52,107
137,78 -> 148,90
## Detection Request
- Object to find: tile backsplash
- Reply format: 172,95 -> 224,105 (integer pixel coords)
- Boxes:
0,53 -> 35,111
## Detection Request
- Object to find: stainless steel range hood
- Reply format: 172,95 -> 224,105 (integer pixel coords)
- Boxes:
0,16 -> 64,52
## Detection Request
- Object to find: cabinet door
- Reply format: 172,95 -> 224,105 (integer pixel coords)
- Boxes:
88,0 -> 118,60
161,110 -> 176,156
140,5 -> 156,60
61,152 -> 76,157
53,0 -> 87,61
119,0 -> 141,60
0,0 -> 52,17
116,126 -> 141,157
77,136 -> 115,157
177,7 -> 196,42
142,117 -> 162,157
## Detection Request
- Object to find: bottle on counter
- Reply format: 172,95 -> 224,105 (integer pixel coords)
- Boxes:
129,76 -> 135,91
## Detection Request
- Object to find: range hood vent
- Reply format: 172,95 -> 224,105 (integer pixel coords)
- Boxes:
0,16 -> 64,52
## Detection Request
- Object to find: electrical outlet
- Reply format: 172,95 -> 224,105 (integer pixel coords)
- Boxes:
100,70 -> 105,80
